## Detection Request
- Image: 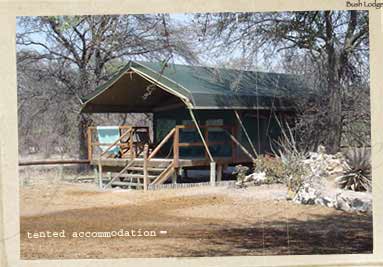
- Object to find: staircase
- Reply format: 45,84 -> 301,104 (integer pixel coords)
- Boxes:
100,127 -> 179,190
103,158 -> 175,189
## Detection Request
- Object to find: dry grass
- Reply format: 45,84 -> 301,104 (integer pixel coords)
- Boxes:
20,183 -> 372,259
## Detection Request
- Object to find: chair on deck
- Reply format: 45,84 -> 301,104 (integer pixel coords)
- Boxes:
134,129 -> 154,155
96,126 -> 127,158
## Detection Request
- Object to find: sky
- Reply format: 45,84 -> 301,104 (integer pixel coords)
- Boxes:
16,14 -> 284,73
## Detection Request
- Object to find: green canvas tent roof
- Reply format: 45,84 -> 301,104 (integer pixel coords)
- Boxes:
81,61 -> 310,113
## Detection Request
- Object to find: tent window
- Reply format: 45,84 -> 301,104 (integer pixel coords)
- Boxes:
206,119 -> 224,132
156,118 -> 176,142
182,120 -> 196,132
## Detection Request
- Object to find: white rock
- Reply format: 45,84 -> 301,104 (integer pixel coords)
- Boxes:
253,171 -> 266,183
335,190 -> 372,214
243,171 -> 267,184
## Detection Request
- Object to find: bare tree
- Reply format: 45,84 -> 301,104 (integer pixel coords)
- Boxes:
193,11 -> 369,153
17,15 -> 195,160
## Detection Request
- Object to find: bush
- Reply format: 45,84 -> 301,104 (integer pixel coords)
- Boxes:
272,118 -> 310,193
233,165 -> 250,188
253,155 -> 285,184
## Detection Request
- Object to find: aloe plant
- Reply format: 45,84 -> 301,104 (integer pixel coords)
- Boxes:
335,147 -> 371,192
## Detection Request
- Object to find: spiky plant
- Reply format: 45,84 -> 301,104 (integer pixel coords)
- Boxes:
335,147 -> 371,192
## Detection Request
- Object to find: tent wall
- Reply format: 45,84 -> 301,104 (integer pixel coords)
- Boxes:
153,107 -> 285,160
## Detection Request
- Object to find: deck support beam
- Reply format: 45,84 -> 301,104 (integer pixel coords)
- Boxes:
93,166 -> 98,185
210,162 -> 216,185
217,164 -> 223,182
172,172 -> 177,184
143,144 -> 149,191
97,160 -> 103,189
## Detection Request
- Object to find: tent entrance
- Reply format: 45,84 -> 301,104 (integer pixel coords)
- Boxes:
82,70 -> 186,113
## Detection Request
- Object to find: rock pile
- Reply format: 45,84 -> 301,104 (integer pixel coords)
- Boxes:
291,175 -> 372,215
235,145 -> 372,215
235,171 -> 267,187
302,146 -> 347,176
335,190 -> 372,214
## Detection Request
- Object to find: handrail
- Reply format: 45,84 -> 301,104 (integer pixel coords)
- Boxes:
177,124 -> 233,129
148,128 -> 176,160
148,124 -> 234,161
92,142 -> 130,146
103,159 -> 137,189
178,141 -> 226,147
100,128 -> 132,157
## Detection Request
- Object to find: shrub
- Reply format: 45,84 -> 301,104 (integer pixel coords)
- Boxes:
272,118 -> 310,192
253,155 -> 285,184
233,165 -> 249,188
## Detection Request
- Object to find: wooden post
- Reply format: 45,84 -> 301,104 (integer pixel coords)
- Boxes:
93,166 -> 98,185
87,127 -> 93,161
130,129 -> 134,160
171,172 -> 177,184
143,144 -> 149,191
58,164 -> 64,181
217,164 -> 223,182
210,162 -> 216,186
173,126 -> 179,168
98,160 -> 103,189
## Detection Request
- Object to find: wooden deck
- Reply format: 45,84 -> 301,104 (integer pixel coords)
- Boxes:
87,124 -> 254,190
90,156 -> 250,168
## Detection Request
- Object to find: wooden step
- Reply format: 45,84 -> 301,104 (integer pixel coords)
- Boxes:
132,162 -> 171,168
111,181 -> 144,187
92,158 -> 172,168
118,174 -> 157,179
151,163 -> 175,185
126,167 -> 165,172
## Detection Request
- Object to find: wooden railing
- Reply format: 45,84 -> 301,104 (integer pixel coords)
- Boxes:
141,124 -> 237,190
100,128 -> 132,158
172,124 -> 235,167
146,124 -> 236,167
87,126 -> 150,161
148,128 -> 176,160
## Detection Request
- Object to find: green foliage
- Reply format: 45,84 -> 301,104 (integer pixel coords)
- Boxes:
336,147 -> 371,191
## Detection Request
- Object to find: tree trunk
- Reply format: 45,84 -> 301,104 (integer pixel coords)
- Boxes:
326,71 -> 343,154
77,68 -> 92,171
77,113 -> 92,171
324,11 -> 343,154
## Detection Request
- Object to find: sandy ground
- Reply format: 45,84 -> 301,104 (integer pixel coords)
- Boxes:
20,182 -> 372,259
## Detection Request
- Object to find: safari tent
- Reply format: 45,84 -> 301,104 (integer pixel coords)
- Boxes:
81,61 -> 307,190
